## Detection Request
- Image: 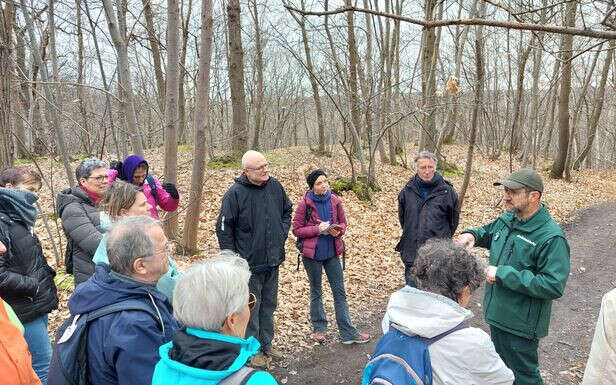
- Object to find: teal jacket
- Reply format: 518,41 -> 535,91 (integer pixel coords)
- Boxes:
93,214 -> 180,302
151,328 -> 278,385
463,204 -> 570,339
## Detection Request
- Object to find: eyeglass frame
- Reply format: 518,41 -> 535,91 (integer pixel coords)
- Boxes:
245,163 -> 269,172
87,174 -> 108,182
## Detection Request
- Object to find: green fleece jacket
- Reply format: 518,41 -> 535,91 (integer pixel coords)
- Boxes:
463,204 -> 570,339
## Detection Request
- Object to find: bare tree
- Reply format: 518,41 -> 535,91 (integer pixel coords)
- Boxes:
164,0 -> 180,237
142,0 -> 165,113
0,1 -> 15,168
550,0 -> 577,179
227,0 -> 248,154
19,0 -> 74,185
101,0 -> 145,155
183,0 -> 214,252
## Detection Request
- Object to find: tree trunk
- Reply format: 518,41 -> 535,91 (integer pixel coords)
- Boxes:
142,0 -> 165,113
251,0 -> 265,151
227,0 -> 248,154
19,0 -> 74,185
550,0 -> 577,180
76,0 -> 91,154
459,0 -> 485,207
182,0 -> 213,252
0,1 -> 15,168
101,0 -> 144,155
13,29 -> 28,158
508,40 -> 533,171
163,0 -> 179,238
419,0 -> 438,151
573,41 -> 614,170
177,0 -> 192,145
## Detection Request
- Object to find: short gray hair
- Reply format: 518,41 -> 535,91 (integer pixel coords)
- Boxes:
412,239 -> 484,302
107,216 -> 161,275
173,250 -> 251,331
76,158 -> 106,184
414,150 -> 438,168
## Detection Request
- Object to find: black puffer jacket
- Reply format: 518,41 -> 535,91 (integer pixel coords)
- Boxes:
56,187 -> 104,285
216,175 -> 292,273
396,176 -> 460,264
0,212 -> 58,323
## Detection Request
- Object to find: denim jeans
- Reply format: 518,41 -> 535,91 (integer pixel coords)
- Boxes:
404,262 -> 417,287
303,256 -> 359,341
23,314 -> 52,385
247,266 -> 279,352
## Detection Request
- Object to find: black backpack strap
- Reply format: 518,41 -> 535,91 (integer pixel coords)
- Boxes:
87,299 -> 162,329
146,174 -> 158,206
425,322 -> 469,345
219,366 -> 257,385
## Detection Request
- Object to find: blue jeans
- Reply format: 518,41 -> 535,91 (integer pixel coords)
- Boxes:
23,314 -> 52,385
247,266 -> 279,352
303,256 -> 359,341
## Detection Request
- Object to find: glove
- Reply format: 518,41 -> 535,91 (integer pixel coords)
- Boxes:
162,183 -> 179,200
109,160 -> 124,179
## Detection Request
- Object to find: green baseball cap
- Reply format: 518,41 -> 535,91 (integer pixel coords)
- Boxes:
494,168 -> 543,193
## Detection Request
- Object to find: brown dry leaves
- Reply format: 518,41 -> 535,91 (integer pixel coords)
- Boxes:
38,144 -> 616,354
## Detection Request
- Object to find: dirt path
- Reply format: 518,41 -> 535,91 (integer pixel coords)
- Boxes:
270,202 -> 616,385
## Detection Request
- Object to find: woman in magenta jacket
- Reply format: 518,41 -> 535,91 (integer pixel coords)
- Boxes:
292,169 -> 369,345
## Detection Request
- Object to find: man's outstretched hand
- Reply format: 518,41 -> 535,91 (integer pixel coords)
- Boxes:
456,233 -> 475,249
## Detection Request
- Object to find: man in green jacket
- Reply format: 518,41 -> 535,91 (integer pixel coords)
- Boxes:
457,169 -> 570,385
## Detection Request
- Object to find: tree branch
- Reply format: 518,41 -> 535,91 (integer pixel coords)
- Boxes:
284,5 -> 616,40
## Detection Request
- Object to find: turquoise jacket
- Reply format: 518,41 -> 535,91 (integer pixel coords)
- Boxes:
151,328 -> 278,385
93,213 -> 180,302
463,204 -> 570,339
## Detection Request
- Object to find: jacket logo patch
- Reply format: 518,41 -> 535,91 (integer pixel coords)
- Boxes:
516,234 -> 536,246
494,233 -> 500,241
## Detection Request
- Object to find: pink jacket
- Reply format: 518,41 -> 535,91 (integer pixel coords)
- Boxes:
292,191 -> 347,259
108,169 -> 179,219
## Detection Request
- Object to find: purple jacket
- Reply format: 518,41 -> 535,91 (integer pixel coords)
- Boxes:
292,191 -> 347,259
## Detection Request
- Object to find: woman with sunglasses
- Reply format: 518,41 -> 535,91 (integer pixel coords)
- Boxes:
56,158 -> 111,286
292,169 -> 369,345
152,251 -> 278,385
92,181 -> 181,302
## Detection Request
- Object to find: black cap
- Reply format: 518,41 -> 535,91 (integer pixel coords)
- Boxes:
306,169 -> 327,190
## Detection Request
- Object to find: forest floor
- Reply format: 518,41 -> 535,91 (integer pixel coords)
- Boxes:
31,143 -> 616,384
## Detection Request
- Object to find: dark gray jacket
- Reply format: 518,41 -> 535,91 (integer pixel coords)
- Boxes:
396,177 -> 460,264
216,175 -> 292,273
56,187 -> 104,285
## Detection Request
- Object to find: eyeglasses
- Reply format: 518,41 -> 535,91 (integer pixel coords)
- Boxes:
145,241 -> 174,260
248,293 -> 257,311
246,163 -> 269,172
88,175 -> 108,182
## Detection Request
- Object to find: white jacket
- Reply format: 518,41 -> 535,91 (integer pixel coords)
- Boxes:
382,287 -> 514,385
582,288 -> 616,384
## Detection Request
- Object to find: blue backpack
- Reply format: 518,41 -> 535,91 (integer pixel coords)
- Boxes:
362,322 -> 469,385
48,299 -> 162,385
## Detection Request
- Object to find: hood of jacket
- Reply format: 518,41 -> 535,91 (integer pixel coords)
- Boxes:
68,263 -> 169,315
382,286 -> 473,338
121,155 -> 149,183
154,328 -> 261,383
56,186 -> 94,217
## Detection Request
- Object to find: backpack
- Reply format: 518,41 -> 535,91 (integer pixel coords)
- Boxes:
219,366 -> 258,385
47,299 -> 162,385
362,322 -> 469,385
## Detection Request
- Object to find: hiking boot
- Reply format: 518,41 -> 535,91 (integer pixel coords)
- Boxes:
313,331 -> 326,343
250,353 -> 269,368
341,332 -> 371,345
264,347 -> 284,361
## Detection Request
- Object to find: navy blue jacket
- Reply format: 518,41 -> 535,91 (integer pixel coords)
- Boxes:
68,264 -> 178,385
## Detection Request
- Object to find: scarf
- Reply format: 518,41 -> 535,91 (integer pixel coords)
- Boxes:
79,185 -> 102,205
307,190 -> 335,261
413,172 -> 443,200
0,187 -> 38,227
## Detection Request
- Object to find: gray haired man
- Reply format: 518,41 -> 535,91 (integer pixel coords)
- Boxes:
49,216 -> 179,385
396,151 -> 460,286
